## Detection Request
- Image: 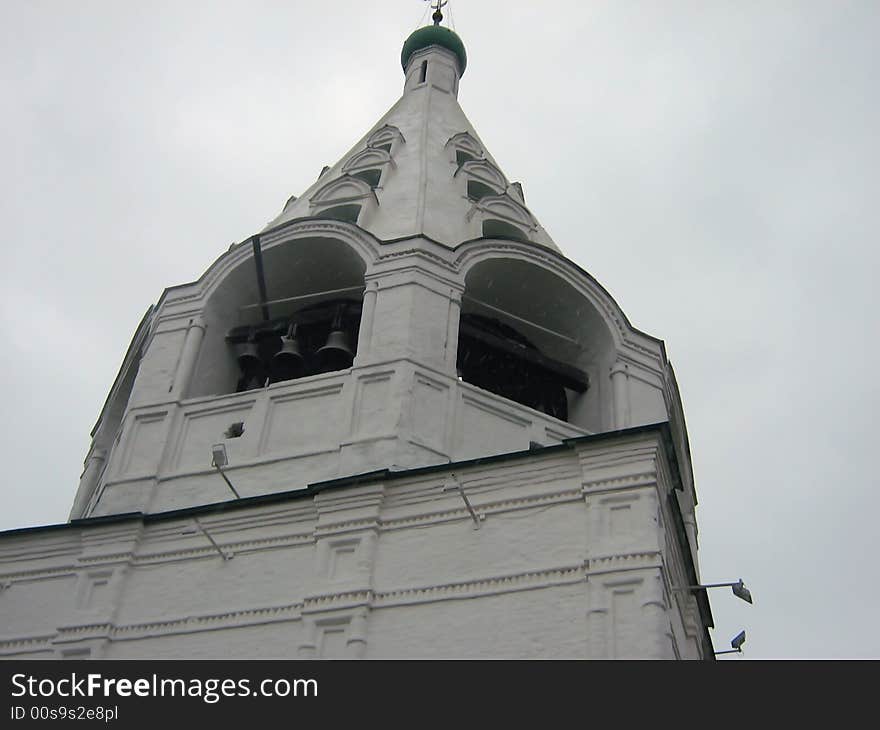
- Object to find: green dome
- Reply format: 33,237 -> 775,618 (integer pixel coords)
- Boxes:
401,25 -> 467,76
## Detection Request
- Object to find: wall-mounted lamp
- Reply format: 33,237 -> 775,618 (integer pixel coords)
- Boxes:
442,472 -> 485,530
715,630 -> 746,656
211,444 -> 241,500
675,578 -> 753,604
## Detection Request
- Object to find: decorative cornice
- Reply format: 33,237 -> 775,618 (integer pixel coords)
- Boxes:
111,601 -> 304,641
76,553 -> 133,566
375,245 -> 456,271
0,554 -> 672,651
374,564 -> 585,608
0,566 -> 78,582
134,531 -> 315,565
581,472 -> 658,494
314,519 -> 380,537
54,623 -> 113,642
302,590 -> 372,614
0,634 -> 56,654
586,551 -> 662,576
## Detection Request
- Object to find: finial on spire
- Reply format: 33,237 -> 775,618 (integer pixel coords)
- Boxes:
426,0 -> 447,26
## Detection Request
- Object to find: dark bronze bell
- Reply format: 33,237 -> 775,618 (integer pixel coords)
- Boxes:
317,312 -> 354,372
235,340 -> 262,375
272,324 -> 306,381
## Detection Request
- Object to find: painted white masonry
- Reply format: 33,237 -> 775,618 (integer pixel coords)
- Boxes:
1,428 -> 709,659
0,28 -> 713,658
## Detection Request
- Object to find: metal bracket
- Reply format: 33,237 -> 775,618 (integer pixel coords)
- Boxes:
193,517 -> 233,561
443,473 -> 486,529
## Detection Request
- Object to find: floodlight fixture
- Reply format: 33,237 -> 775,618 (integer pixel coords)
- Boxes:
731,580 -> 753,604
211,443 -> 228,468
715,630 -> 746,656
675,578 -> 753,604
210,444 -> 241,500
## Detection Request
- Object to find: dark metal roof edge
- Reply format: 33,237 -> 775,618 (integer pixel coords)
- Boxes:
0,422 -> 714,656
1,511 -> 145,537
0,424 -> 672,539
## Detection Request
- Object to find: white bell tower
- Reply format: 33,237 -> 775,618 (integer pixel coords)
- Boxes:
1,13 -> 715,660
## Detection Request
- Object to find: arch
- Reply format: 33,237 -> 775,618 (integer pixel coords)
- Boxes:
469,193 -> 536,231
458,255 -> 618,432
310,174 -> 375,206
309,175 -> 378,225
189,234 -> 370,397
366,124 -> 405,152
445,131 -> 483,158
455,158 -> 506,190
445,132 -> 485,167
343,147 -> 394,173
452,241 -> 652,355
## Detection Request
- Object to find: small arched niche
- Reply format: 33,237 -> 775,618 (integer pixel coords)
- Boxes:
343,147 -> 394,190
482,219 -> 529,242
470,193 -> 537,244
458,258 -> 616,432
350,169 -> 382,188
309,175 -> 377,226
445,132 -> 483,167
366,125 -> 405,155
321,204 -> 362,223
189,237 -> 367,398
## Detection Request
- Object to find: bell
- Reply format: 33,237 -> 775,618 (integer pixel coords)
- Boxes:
272,325 -> 306,381
235,340 -> 262,375
317,329 -> 354,372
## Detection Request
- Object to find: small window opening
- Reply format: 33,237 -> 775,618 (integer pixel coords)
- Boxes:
467,180 -> 496,202
373,142 -> 392,153
482,219 -> 529,242
456,150 -> 477,166
320,204 -> 361,223
351,169 -> 381,188
224,422 -> 244,439
419,60 -> 428,84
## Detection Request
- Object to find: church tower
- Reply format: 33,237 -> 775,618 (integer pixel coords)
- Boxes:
1,15 -> 714,659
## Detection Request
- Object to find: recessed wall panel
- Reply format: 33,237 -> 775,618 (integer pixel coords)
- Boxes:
263,385 -> 343,455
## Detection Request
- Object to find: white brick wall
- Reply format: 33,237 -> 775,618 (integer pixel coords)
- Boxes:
0,430 -> 709,659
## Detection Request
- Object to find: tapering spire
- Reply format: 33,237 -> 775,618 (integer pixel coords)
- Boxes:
265,15 -> 560,252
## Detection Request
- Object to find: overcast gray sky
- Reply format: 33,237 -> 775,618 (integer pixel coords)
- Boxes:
2,0 -> 878,659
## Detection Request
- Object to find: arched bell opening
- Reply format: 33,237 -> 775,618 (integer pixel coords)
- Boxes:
190,237 -> 367,398
458,257 -> 616,432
